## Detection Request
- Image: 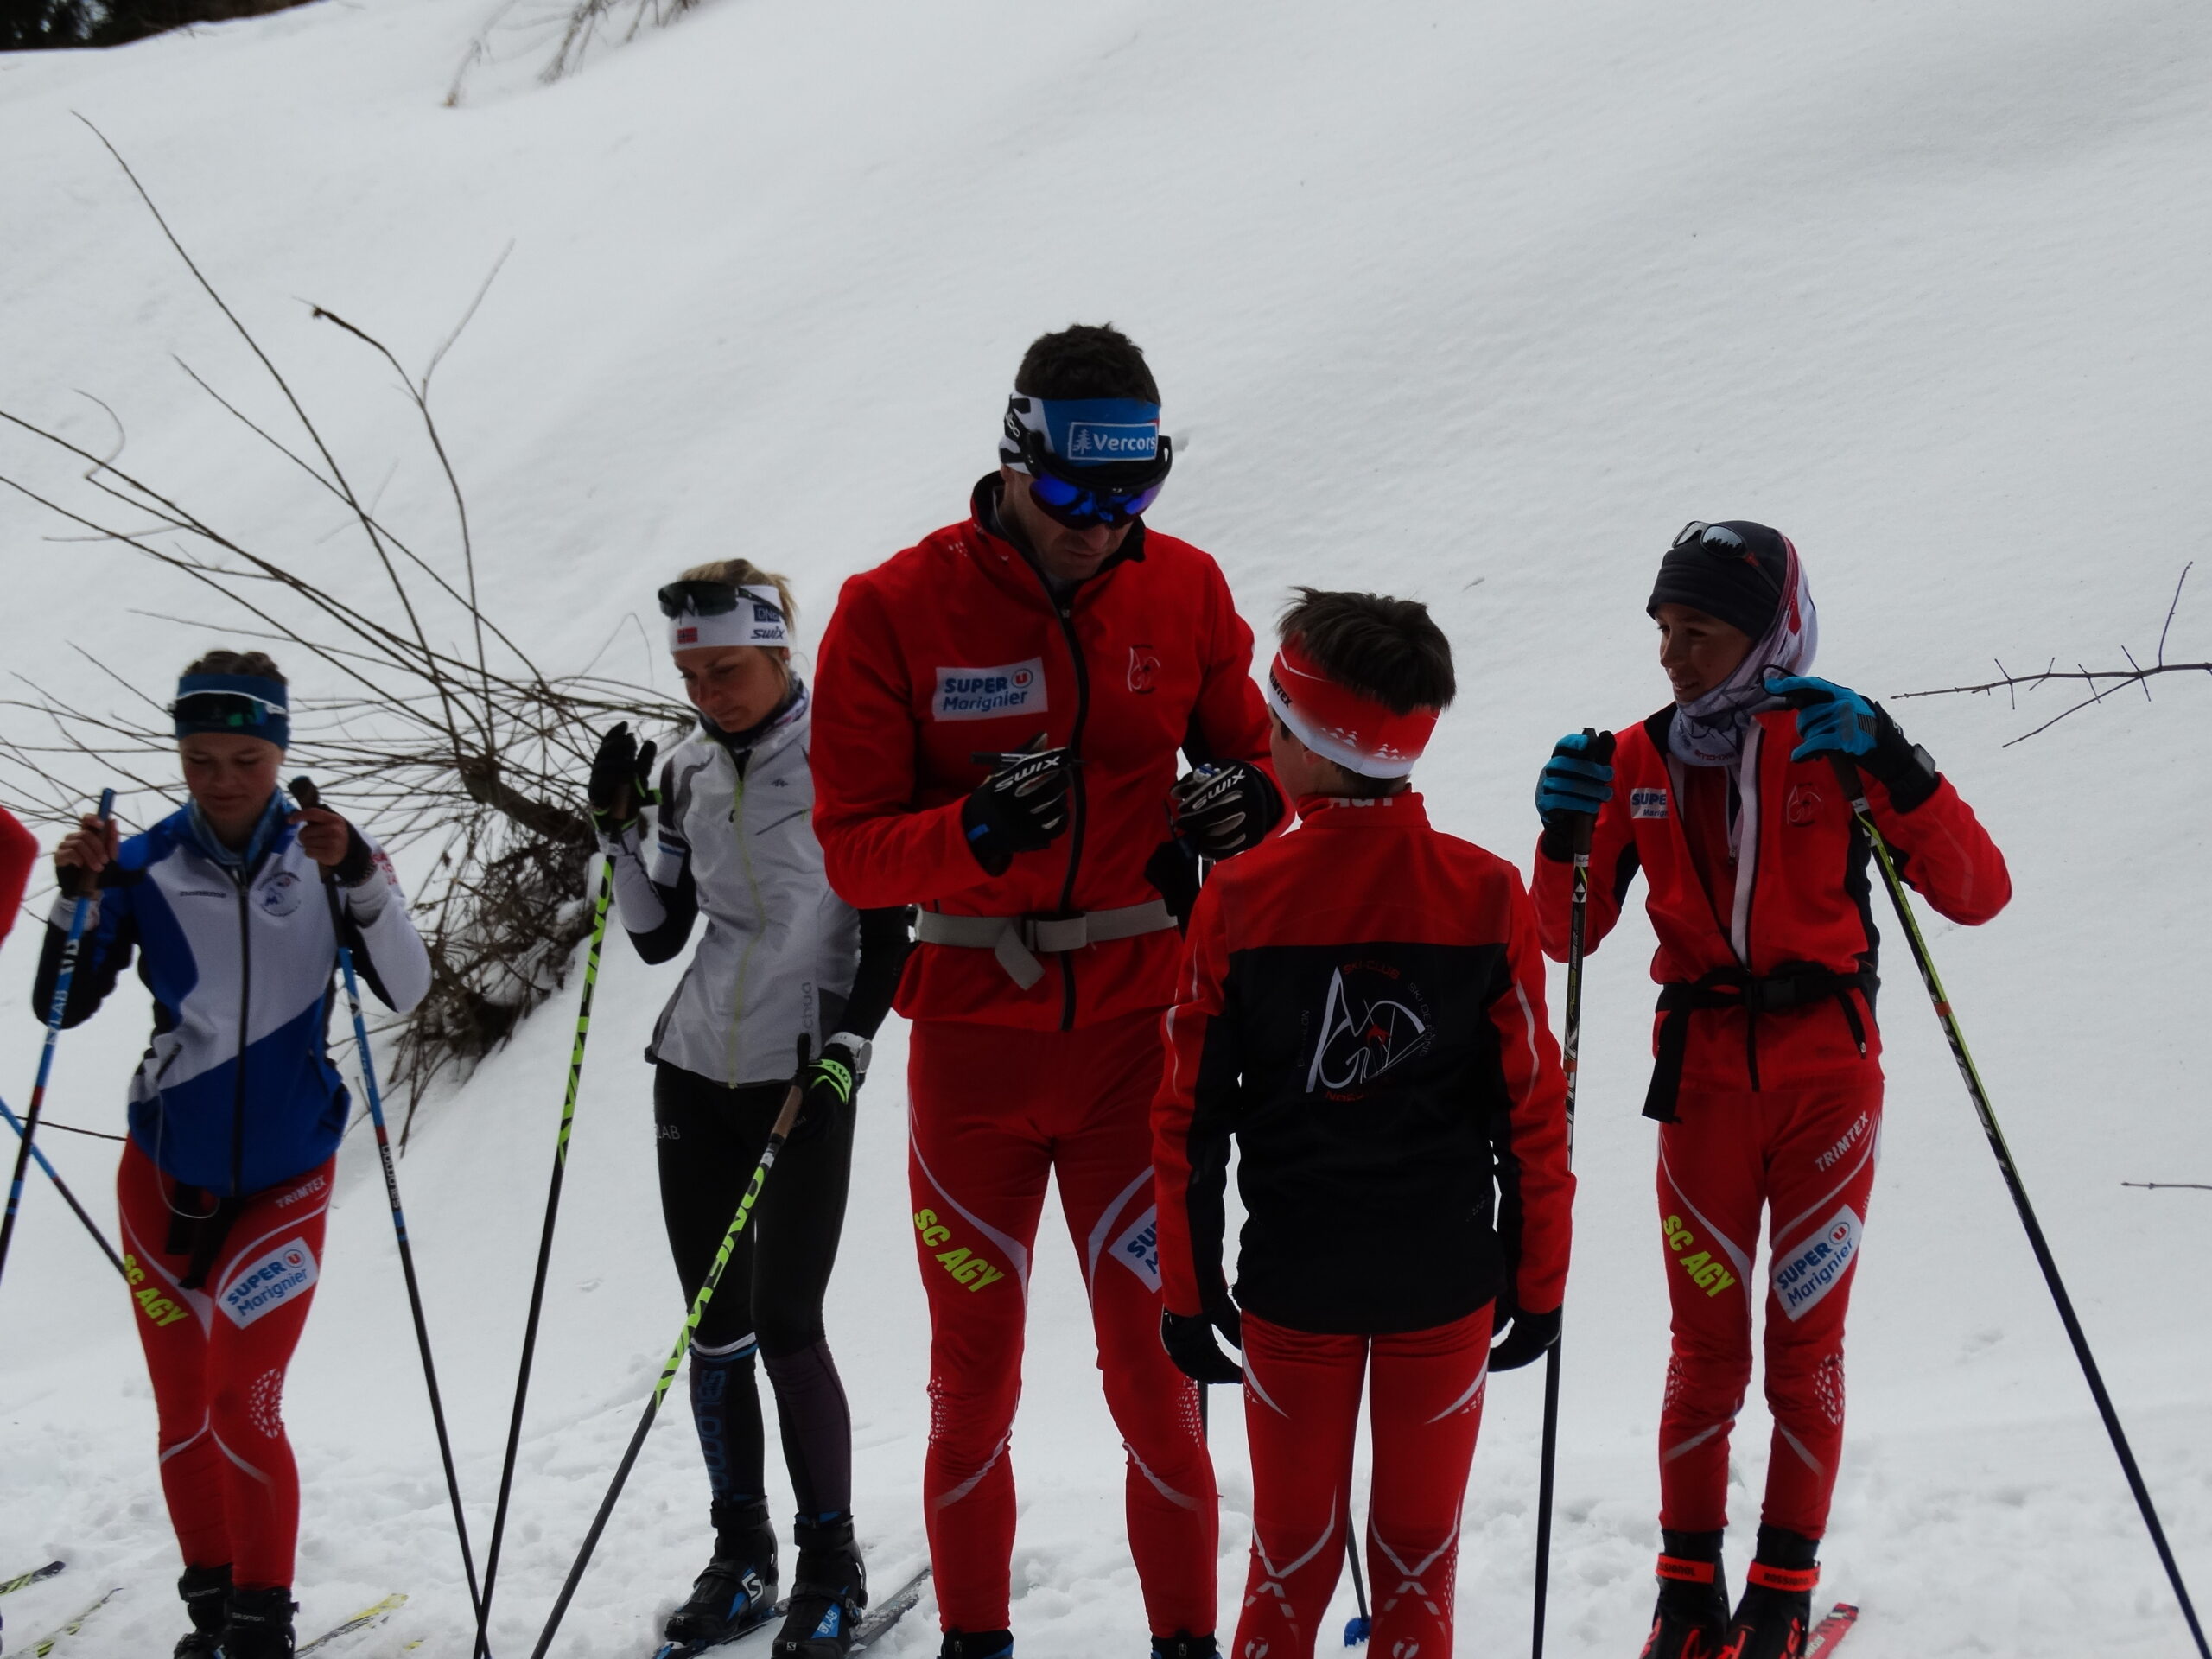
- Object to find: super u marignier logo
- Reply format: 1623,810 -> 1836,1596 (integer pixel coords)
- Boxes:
932,658 -> 1047,721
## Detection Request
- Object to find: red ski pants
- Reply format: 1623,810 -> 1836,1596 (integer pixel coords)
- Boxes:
117,1139 -> 333,1589
907,1011 -> 1218,1637
1233,1307 -> 1493,1659
1656,1078 -> 1882,1539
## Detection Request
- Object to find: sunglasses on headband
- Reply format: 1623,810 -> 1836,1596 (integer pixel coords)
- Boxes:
171,690 -> 284,729
658,579 -> 746,617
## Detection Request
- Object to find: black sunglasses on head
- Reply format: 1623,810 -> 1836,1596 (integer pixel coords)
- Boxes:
657,579 -> 744,618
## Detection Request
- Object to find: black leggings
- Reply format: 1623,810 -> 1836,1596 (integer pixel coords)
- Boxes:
654,1062 -> 855,1523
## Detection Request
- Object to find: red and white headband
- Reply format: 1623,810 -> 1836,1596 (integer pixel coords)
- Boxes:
1264,639 -> 1439,780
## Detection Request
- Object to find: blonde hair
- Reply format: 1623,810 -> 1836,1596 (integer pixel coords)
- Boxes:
678,559 -> 798,636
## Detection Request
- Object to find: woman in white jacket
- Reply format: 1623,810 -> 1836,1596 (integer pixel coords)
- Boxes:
589,561 -> 907,1659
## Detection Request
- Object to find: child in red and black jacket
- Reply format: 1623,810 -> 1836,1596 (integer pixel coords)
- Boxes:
1154,589 -> 1574,1659
1531,522 -> 2010,1659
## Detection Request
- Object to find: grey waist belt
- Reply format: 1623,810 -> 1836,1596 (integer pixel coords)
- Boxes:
913,899 -> 1179,990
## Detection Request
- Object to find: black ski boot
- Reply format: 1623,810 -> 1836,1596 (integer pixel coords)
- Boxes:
666,1498 -> 780,1649
223,1584 -> 297,1659
1641,1529 -> 1728,1659
1150,1633 -> 1218,1657
1713,1528 -> 1818,1659
771,1514 -> 868,1655
173,1563 -> 231,1658
938,1631 -> 1014,1658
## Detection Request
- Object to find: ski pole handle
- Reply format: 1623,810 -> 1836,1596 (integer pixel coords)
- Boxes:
1568,728 -> 1612,860
1823,753 -> 1868,810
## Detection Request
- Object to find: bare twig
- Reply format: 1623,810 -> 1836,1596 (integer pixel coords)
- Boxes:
1894,563 -> 2206,744
2122,1183 -> 2212,1192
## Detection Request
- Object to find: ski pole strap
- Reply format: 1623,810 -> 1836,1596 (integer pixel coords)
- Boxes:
1745,1561 -> 1821,1594
1643,963 -> 1877,1122
913,899 -> 1177,990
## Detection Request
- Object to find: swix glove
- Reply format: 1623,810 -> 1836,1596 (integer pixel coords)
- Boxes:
1767,677 -> 1939,810
1170,761 -> 1284,859
961,740 -> 1073,875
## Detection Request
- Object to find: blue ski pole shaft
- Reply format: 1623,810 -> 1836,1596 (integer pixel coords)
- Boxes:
529,1045 -> 809,1659
0,1097 -> 127,1282
1827,753 -> 2209,1659
292,778 -> 484,1632
474,856 -> 613,1659
0,788 -> 114,1292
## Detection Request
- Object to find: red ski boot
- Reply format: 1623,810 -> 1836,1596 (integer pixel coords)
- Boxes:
1640,1530 -> 1728,1659
1713,1530 -> 1819,1659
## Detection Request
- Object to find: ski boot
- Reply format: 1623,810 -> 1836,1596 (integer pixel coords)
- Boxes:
1713,1528 -> 1817,1659
938,1630 -> 1014,1658
173,1563 -> 231,1658
223,1585 -> 298,1659
667,1498 -> 780,1649
1151,1634 -> 1218,1657
772,1514 -> 868,1656
1641,1529 -> 1728,1659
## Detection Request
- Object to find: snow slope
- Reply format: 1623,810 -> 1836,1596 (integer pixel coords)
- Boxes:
3,1 -> 2210,1653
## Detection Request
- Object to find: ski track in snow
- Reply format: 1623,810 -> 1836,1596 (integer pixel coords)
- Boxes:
3,2 -> 2210,1654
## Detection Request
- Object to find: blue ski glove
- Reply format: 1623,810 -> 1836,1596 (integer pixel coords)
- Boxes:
1535,732 -> 1615,825
1765,676 -> 1877,761
1766,675 -> 1941,810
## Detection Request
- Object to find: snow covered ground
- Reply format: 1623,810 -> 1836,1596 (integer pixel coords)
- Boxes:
3,1 -> 2210,1653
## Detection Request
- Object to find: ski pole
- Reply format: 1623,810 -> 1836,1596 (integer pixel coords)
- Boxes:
292,778 -> 486,1635
528,1035 -> 812,1659
474,855 -> 614,1659
1826,753 -> 2210,1659
1532,729 -> 1609,1659
0,788 -> 115,1294
1343,1526 -> 1371,1646
0,1096 -> 128,1282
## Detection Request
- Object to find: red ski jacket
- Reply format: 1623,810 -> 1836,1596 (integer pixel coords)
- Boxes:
1154,794 -> 1574,1335
0,808 -> 35,949
811,480 -> 1275,1030
1531,705 -> 2010,1115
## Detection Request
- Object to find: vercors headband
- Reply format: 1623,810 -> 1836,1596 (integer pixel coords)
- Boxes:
172,672 -> 290,751
1000,392 -> 1164,474
661,582 -> 792,653
1263,639 -> 1438,780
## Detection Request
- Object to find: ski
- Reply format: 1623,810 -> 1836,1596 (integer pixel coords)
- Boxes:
851,1566 -> 931,1654
297,1592 -> 409,1655
1804,1600 -> 1859,1657
28,1586 -> 118,1656
0,1561 -> 65,1597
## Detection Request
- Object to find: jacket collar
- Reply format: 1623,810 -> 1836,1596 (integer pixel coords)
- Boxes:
184,791 -> 289,872
702,680 -> 810,765
1294,790 -> 1429,827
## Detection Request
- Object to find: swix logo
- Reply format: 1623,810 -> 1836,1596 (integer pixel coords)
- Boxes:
1307,963 -> 1433,1092
1128,645 -> 1159,695
1064,421 -> 1156,461
1787,784 -> 1823,826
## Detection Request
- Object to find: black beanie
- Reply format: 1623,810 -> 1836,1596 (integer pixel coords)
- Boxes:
1647,520 -> 1790,640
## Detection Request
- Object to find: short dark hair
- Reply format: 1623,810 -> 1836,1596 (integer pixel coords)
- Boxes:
1014,323 -> 1160,403
1278,588 -> 1455,715
184,648 -> 286,683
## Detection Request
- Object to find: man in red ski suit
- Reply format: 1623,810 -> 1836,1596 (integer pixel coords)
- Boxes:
810,325 -> 1283,1659
1530,521 -> 2010,1659
1154,591 -> 1573,1659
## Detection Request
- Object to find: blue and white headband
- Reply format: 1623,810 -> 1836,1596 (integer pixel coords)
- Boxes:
1000,391 -> 1162,474
666,584 -> 793,653
172,672 -> 291,750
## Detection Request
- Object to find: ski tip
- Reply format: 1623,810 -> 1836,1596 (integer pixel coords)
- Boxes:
1343,1612 -> 1371,1646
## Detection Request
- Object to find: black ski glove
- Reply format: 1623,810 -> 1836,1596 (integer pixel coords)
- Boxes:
1160,1304 -> 1243,1384
1487,1303 -> 1561,1372
961,739 -> 1073,876
790,1035 -> 865,1145
1170,761 -> 1284,860
588,721 -> 658,835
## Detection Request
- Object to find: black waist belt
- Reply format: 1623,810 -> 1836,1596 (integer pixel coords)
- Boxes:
1643,963 -> 1877,1123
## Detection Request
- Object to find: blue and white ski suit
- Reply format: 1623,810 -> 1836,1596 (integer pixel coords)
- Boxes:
36,795 -> 431,1197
